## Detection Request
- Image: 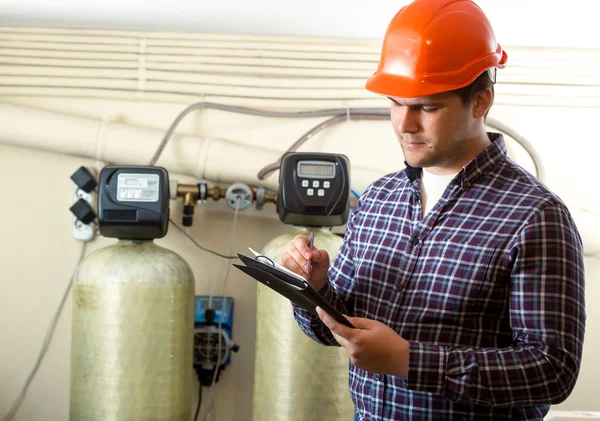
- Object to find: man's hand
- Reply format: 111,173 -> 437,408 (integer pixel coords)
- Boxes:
316,307 -> 409,379
280,234 -> 330,291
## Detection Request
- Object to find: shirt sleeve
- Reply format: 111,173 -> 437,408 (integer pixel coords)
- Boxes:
292,192 -> 363,346
406,201 -> 586,407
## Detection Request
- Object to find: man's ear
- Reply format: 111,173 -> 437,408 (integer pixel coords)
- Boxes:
473,88 -> 493,119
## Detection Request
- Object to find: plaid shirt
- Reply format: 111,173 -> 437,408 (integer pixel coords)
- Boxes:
293,134 -> 585,420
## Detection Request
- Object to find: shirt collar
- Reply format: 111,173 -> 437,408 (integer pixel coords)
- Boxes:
404,132 -> 506,187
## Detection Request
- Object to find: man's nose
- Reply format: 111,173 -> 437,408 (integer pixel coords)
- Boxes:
397,107 -> 419,134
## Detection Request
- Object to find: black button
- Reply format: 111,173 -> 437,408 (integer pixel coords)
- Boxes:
410,236 -> 419,245
395,284 -> 404,292
374,374 -> 381,381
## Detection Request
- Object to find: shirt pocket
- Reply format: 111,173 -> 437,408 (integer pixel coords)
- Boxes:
419,242 -> 496,311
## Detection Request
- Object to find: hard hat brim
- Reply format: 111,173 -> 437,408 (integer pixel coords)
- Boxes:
365,71 -> 464,99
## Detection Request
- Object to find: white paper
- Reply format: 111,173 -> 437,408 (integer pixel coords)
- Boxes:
248,247 -> 307,282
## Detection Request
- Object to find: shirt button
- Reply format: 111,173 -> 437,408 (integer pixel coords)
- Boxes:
374,374 -> 381,381
395,284 -> 404,292
410,236 -> 419,246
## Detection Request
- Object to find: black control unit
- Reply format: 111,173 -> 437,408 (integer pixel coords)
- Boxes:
98,166 -> 170,240
277,152 -> 350,227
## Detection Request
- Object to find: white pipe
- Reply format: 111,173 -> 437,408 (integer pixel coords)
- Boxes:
0,102 -> 384,192
0,102 -> 281,190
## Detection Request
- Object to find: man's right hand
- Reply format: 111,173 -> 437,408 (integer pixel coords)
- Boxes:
280,234 -> 330,291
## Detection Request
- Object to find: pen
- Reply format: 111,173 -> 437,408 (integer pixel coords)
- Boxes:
307,231 -> 314,273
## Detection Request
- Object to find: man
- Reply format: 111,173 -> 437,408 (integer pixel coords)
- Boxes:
279,0 -> 586,419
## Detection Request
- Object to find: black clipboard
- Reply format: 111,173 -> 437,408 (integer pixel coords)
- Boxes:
233,253 -> 354,329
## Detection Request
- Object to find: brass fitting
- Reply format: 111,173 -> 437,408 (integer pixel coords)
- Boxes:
176,182 -> 276,204
263,191 -> 277,204
206,186 -> 226,201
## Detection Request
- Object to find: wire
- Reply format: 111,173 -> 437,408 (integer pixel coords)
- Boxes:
169,218 -> 238,260
183,226 -> 229,306
1,242 -> 87,421
177,199 -> 241,421
350,188 -> 361,199
257,113 -> 390,180
147,101 -> 390,167
147,100 -> 541,184
207,257 -> 223,309
253,114 -> 542,182
194,383 -> 203,421
201,196 -> 242,421
486,117 -> 544,181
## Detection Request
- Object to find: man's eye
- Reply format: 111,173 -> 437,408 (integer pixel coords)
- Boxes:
422,107 -> 438,112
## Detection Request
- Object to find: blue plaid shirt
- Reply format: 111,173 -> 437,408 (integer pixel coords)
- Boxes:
293,134 -> 585,420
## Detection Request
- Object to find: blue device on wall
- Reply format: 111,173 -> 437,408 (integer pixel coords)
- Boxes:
193,296 -> 239,386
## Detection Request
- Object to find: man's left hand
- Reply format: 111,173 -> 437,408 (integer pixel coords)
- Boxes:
316,307 -> 409,379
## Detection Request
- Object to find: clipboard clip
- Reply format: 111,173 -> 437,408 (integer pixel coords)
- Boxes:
255,254 -> 275,267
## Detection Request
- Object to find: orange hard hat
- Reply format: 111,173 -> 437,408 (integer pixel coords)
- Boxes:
366,0 -> 508,98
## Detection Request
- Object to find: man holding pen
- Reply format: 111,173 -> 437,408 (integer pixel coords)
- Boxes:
279,0 -> 585,419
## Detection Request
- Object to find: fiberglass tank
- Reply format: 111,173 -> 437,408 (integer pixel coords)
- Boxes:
70,240 -> 195,421
253,226 -> 354,421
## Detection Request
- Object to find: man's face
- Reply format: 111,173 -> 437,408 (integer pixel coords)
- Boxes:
389,92 -> 478,175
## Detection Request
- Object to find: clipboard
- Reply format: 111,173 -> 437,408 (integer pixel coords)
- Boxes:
233,252 -> 354,329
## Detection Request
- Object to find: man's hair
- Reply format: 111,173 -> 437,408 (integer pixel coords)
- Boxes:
452,70 -> 495,119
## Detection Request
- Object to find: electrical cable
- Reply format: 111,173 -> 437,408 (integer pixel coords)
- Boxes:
207,258 -> 223,309
351,188 -> 361,199
486,117 -> 544,181
257,113 -> 391,180
147,100 -> 543,183
194,383 -> 203,421
1,242 -> 87,421
256,114 -> 545,181
169,218 -> 238,260
201,196 -> 241,421
147,101 -> 389,167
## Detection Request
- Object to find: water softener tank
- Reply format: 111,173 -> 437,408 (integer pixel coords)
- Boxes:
69,166 -> 195,420
70,240 -> 195,420
253,226 -> 354,421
